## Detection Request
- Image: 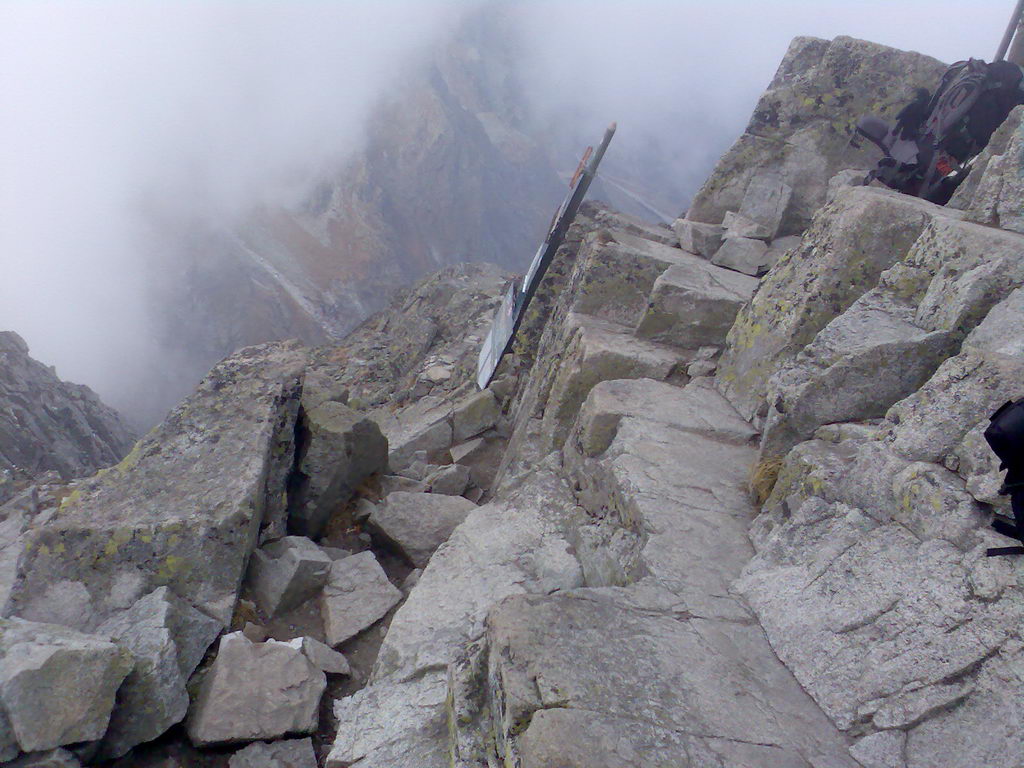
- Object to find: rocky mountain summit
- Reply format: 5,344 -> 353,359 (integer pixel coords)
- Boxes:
2,33 -> 1023,768
0,332 -> 134,505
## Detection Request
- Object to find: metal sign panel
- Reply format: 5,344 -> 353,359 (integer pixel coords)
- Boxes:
476,123 -> 616,389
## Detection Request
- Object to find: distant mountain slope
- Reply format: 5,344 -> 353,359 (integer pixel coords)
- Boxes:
0,331 -> 134,503
137,12 -> 565,426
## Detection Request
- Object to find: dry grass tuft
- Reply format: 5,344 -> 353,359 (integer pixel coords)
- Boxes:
749,455 -> 784,506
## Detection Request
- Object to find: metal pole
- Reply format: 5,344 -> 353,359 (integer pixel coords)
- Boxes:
995,0 -> 1024,61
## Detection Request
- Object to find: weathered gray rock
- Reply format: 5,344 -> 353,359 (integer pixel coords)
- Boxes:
671,219 -> 723,258
326,673 -> 449,768
0,331 -> 135,491
827,169 -> 871,201
760,290 -> 958,459
228,738 -> 317,768
451,389 -> 500,442
565,230 -> 700,328
0,618 -> 131,754
288,400 -> 387,539
367,492 -> 477,569
949,105 -> 1023,213
3,341 -> 308,629
587,202 -> 678,246
246,537 -> 332,618
716,186 -> 948,422
329,468 -> 583,768
710,236 -> 770,275
540,312 -> 683,450
722,210 -> 771,240
186,632 -> 326,746
424,463 -> 470,496
96,587 -> 221,759
636,258 -> 758,348
320,552 -> 402,647
958,109 -> 1024,233
884,349 -> 1024,463
849,730 -> 907,768
375,396 -> 453,472
285,636 -> 350,676
763,234 -> 802,271
738,173 -> 793,238
687,35 -> 947,234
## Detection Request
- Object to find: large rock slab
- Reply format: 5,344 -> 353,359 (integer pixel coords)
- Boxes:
760,290 -> 958,459
485,589 -> 858,768
539,312 -> 683,450
451,389 -> 500,443
96,587 -> 221,759
287,400 -> 387,538
716,186 -> 948,422
737,173 -> 793,239
0,618 -> 131,755
686,35 -> 947,235
634,258 -> 758,347
246,537 -> 332,618
186,632 -> 326,746
319,552 -> 402,647
367,492 -> 476,568
2,341 -> 308,629
738,461 -> 1024,767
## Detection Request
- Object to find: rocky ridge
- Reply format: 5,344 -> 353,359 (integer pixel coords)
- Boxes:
0,331 -> 134,505
1,32 -> 1022,768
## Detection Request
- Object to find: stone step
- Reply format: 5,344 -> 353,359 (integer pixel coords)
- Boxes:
538,312 -> 689,452
634,256 -> 758,349
566,229 -> 706,328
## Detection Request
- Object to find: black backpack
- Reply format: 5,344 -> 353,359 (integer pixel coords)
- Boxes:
856,59 -> 1024,203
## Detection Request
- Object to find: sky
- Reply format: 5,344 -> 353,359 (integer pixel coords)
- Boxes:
0,0 -> 1018,415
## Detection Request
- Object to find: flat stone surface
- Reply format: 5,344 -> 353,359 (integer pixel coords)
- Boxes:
710,235 -> 770,275
246,537 -> 332,618
186,632 -> 325,746
635,257 -> 758,347
589,203 -> 679,246
228,738 -> 317,768
0,618 -> 131,754
367,491 -> 477,568
423,463 -> 470,496
3,341 -> 307,629
320,552 -> 402,647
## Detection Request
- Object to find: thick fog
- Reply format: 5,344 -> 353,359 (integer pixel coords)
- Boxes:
0,0 -> 1017,419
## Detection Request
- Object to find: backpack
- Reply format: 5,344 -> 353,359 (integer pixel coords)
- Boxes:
856,59 -> 1024,203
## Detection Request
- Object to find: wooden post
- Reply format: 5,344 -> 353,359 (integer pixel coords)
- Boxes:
995,0 -> 1024,61
1008,18 -> 1024,65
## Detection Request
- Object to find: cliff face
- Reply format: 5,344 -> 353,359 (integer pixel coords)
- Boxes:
3,32 -> 1023,768
0,331 -> 134,503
